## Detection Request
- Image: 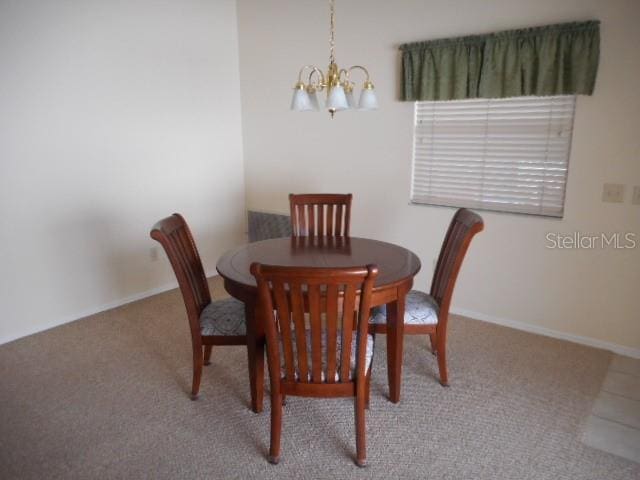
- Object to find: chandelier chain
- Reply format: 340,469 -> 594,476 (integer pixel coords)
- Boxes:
329,0 -> 335,64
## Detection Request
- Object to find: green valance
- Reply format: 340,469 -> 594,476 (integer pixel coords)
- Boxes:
400,20 -> 600,101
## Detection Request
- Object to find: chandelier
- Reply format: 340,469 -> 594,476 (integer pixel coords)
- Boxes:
290,0 -> 378,118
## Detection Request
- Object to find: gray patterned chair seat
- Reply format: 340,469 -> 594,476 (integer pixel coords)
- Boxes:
370,290 -> 439,326
200,298 -> 246,336
280,330 -> 374,382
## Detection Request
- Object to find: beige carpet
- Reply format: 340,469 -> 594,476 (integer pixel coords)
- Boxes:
1,278 -> 639,480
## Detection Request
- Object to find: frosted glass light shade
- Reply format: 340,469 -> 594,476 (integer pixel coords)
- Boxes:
358,88 -> 378,110
291,88 -> 313,111
326,85 -> 349,111
308,89 -> 320,111
345,89 -> 357,109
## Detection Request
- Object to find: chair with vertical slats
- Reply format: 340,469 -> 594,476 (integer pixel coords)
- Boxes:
150,214 -> 247,400
289,193 -> 352,237
251,263 -> 378,467
369,208 -> 484,386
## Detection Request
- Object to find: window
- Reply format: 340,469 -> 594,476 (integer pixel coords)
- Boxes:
410,95 -> 576,217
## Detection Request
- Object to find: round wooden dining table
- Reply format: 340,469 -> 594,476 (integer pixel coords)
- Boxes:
216,235 -> 421,413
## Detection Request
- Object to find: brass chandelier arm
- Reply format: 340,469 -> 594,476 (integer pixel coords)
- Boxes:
347,65 -> 371,82
307,67 -> 326,90
337,65 -> 372,93
338,68 -> 353,92
295,65 -> 326,90
346,65 -> 375,90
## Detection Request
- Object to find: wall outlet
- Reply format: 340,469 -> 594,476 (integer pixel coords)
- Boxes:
149,246 -> 159,262
602,183 -> 625,203
633,186 -> 640,205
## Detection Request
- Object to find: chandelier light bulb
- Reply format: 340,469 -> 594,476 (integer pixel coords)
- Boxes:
290,83 -> 313,111
345,85 -> 357,109
358,81 -> 378,110
307,86 -> 320,111
326,84 -> 349,111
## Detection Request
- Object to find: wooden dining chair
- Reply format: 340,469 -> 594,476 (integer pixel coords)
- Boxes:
369,208 -> 484,386
150,214 -> 247,400
289,193 -> 352,237
251,263 -> 378,467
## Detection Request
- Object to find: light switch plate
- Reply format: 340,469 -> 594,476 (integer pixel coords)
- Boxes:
602,183 -> 625,203
633,186 -> 640,205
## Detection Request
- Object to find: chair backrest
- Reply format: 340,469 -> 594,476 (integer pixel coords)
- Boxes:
289,193 -> 352,237
430,208 -> 484,317
251,263 -> 378,385
150,214 -> 211,333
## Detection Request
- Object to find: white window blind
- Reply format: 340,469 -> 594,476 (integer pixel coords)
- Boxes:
411,95 -> 576,217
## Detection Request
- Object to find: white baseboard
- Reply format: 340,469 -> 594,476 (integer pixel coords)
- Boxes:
0,270 -> 218,346
452,307 -> 640,360
4,279 -> 638,361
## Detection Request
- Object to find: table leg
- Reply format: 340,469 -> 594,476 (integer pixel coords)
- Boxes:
245,303 -> 265,413
385,295 -> 406,403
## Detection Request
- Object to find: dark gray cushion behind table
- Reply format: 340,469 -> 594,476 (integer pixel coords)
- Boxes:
247,211 -> 291,243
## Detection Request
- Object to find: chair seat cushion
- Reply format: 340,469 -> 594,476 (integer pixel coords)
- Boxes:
280,330 -> 374,382
200,298 -> 246,336
370,290 -> 439,326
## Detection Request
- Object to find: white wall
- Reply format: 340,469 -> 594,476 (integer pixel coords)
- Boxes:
237,0 -> 640,355
0,0 -> 246,343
